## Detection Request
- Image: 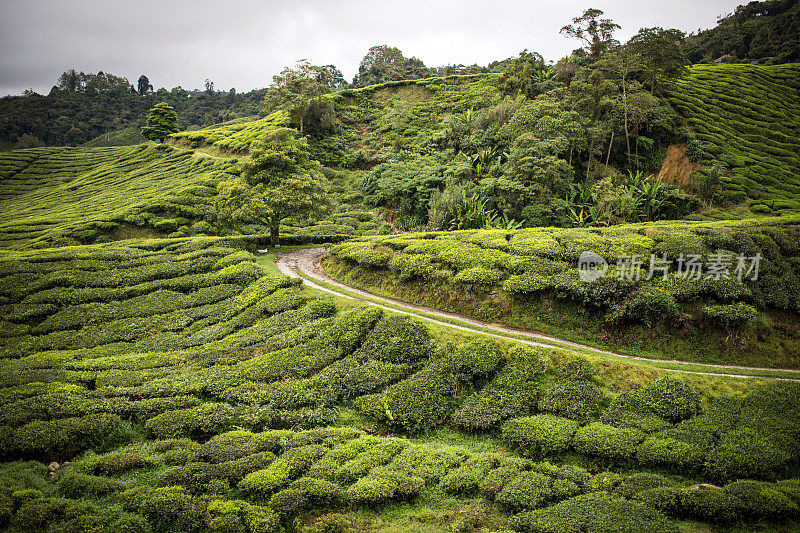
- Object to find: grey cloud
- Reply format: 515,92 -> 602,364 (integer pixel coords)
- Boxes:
0,0 -> 742,96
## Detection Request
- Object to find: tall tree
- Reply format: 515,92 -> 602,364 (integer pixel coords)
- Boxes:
56,69 -> 82,92
560,8 -> 622,59
627,27 -> 688,94
351,45 -> 431,87
264,60 -> 334,135
141,102 -> 179,143
137,75 -> 153,96
215,128 -> 330,245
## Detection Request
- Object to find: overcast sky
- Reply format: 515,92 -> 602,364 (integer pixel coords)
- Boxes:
0,0 -> 743,97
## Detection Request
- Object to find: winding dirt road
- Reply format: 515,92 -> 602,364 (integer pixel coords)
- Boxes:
273,247 -> 800,381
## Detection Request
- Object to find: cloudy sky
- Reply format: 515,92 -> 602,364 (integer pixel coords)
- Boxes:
0,0 -> 742,96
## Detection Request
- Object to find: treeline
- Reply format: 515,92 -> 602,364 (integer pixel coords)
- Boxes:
0,72 -> 266,149
683,0 -> 799,63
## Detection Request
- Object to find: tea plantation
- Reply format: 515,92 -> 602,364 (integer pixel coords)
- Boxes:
0,145 -> 380,250
327,216 -> 800,368
0,237 -> 799,532
667,63 -> 800,209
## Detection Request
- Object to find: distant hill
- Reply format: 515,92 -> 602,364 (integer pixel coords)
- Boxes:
683,0 -> 800,63
82,127 -> 147,147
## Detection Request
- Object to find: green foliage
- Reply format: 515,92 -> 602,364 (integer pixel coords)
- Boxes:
501,415 -> 579,458
703,302 -> 758,330
511,492 -> 678,533
539,380 -> 603,423
572,423 -> 646,461
215,128 -> 330,244
141,103 -> 179,143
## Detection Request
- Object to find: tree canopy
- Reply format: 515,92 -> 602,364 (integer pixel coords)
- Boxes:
140,102 -> 179,142
264,60 -> 336,136
560,8 -> 622,58
352,45 -> 432,87
215,128 -> 330,244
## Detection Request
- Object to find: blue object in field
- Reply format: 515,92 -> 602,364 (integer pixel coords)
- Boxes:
275,244 -> 280,249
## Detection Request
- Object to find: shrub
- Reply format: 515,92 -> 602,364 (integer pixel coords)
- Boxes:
613,473 -> 675,499
703,302 -> 758,330
195,430 -> 290,464
441,453 -> 502,494
238,444 -> 327,497
145,403 -> 236,440
511,492 -> 678,533
677,489 -> 741,523
640,377 -> 701,423
539,381 -> 603,423
572,423 -> 646,461
625,287 -> 678,325
705,428 -> 794,481
345,467 -> 425,504
495,472 -> 553,512
723,479 -> 799,520
56,471 -> 125,498
501,415 -> 579,457
636,436 -> 705,469
454,267 -> 504,287
451,338 -> 503,377
359,316 -> 432,364
126,486 -> 205,533
268,477 -> 343,515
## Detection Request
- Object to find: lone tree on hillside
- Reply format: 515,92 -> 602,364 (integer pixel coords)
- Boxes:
264,60 -> 336,137
561,8 -> 621,59
215,128 -> 330,245
141,103 -> 179,143
137,75 -> 153,96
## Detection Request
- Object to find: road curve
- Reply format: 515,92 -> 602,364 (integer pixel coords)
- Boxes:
273,247 -> 800,381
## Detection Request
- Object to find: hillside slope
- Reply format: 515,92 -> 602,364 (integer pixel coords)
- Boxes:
667,63 -> 800,208
326,216 -> 800,368
172,74 -> 503,164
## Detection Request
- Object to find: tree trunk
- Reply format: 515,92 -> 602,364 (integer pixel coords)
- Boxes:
606,129 -> 614,167
270,224 -> 280,246
623,71 -> 631,172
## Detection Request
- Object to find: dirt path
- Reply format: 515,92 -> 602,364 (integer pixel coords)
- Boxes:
274,247 -> 800,381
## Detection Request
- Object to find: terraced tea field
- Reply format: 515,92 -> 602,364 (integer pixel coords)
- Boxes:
1,237 -> 800,531
667,63 -> 800,209
327,216 -> 800,368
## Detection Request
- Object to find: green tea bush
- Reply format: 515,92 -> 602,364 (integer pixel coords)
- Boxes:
676,489 -> 742,523
501,415 -> 579,458
705,428 -> 794,481
572,423 -> 646,461
238,444 -> 327,497
636,436 -> 706,469
194,430 -> 290,463
702,302 -> 758,330
359,315 -> 432,364
613,473 -> 675,499
268,477 -> 343,515
723,479 -> 799,520
511,492 -> 679,533
345,466 -> 425,504
454,267 -> 504,287
538,380 -> 603,424
495,472 -> 553,512
55,471 -> 125,498
145,403 -> 236,440
441,453 -> 502,494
